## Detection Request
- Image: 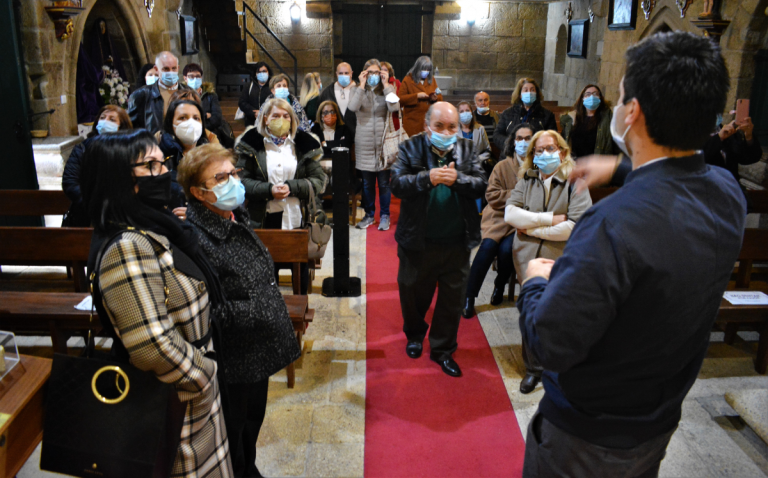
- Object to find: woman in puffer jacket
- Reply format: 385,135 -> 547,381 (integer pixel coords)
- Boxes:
348,58 -> 400,231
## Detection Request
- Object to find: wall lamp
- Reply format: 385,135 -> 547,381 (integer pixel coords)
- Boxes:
290,2 -> 302,22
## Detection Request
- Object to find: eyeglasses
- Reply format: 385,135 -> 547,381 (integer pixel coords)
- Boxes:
583,91 -> 600,98
321,111 -> 337,117
133,158 -> 171,176
201,168 -> 242,188
534,145 -> 560,155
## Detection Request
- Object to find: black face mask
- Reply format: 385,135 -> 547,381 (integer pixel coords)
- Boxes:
135,172 -> 172,209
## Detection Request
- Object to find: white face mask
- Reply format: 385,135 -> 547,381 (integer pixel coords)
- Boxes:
174,118 -> 203,146
610,103 -> 632,157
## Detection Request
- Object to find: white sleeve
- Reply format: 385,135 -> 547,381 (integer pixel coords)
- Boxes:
504,205 -> 554,229
525,220 -> 575,242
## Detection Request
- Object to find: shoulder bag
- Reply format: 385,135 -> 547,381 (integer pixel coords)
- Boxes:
304,180 -> 332,261
234,82 -> 253,121
380,110 -> 409,169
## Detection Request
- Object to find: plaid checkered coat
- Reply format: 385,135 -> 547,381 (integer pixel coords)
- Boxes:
98,230 -> 233,477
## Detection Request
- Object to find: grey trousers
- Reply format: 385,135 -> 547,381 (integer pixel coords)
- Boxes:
523,411 -> 676,478
397,243 -> 470,358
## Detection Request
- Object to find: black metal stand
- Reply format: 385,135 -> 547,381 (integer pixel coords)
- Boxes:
322,147 -> 361,297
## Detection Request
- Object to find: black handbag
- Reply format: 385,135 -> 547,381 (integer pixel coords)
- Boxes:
216,119 -> 236,148
40,230 -> 186,478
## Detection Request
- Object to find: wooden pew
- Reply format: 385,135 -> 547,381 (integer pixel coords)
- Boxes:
253,228 -> 314,388
0,189 -> 71,217
0,227 -> 93,291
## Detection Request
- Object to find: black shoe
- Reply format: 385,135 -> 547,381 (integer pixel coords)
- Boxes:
406,341 -> 423,359
462,297 -> 476,318
431,354 -> 462,377
519,373 -> 540,394
490,286 -> 505,306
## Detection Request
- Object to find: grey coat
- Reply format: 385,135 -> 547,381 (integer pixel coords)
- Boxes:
470,126 -> 491,165
348,84 -> 400,172
186,201 -> 301,384
506,167 -> 592,281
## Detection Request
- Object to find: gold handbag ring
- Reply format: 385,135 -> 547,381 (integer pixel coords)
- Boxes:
91,366 -> 130,404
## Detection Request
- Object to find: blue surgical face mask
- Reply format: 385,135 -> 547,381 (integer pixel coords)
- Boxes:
428,127 -> 458,151
420,70 -> 430,79
533,151 -> 561,175
367,74 -> 380,87
514,140 -> 529,158
337,75 -> 351,87
715,113 -> 723,129
186,77 -> 202,90
521,91 -> 536,105
610,103 -> 632,157
96,119 -> 119,135
145,75 -> 158,86
256,72 -> 269,83
476,106 -> 489,114
459,112 -> 473,125
275,87 -> 290,99
583,96 -> 601,111
160,71 -> 178,87
204,176 -> 246,211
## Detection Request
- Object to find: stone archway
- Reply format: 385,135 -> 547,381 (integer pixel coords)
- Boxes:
638,5 -> 696,39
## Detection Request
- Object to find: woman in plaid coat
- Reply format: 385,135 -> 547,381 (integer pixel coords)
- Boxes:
81,130 -> 233,478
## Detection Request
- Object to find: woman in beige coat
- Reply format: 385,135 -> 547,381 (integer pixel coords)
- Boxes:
462,123 -> 534,319
504,129 -> 592,394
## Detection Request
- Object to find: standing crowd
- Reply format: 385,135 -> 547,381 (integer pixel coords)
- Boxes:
65,30 -> 761,477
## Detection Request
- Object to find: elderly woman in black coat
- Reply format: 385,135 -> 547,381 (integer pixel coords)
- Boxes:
177,143 -> 300,478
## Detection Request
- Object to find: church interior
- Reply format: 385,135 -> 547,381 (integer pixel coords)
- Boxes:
2,0 -> 768,477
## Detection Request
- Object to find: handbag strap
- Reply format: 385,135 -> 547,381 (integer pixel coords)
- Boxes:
304,179 -> 318,222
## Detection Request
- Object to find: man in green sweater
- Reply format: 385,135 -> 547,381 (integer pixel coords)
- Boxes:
391,102 -> 488,376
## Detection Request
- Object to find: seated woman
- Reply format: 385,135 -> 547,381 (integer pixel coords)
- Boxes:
177,143 -> 301,478
235,98 -> 326,294
504,129 -> 592,394
493,78 -> 557,150
265,74 -> 312,132
457,100 -> 494,211
310,100 -> 353,194
462,123 -> 534,319
80,130 -> 233,477
168,89 -> 221,146
62,104 -> 132,227
559,84 -> 617,159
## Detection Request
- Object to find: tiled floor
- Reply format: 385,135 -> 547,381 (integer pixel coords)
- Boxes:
13,226 -> 768,478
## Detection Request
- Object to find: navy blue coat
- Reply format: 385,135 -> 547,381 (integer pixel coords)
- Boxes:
518,154 -> 746,448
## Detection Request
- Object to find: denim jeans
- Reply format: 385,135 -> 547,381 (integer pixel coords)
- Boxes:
465,235 -> 516,299
358,169 -> 391,218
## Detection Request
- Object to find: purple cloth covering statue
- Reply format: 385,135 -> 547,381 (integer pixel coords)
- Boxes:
75,44 -> 103,124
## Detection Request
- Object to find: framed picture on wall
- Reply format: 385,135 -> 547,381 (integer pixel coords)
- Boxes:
608,0 -> 638,30
179,15 -> 199,56
567,19 -> 589,59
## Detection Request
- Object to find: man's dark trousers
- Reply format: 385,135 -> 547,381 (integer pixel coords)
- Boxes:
397,242 -> 470,358
524,411 -> 676,478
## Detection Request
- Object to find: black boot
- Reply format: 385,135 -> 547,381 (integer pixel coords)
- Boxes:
490,285 -> 505,305
462,297 -> 476,318
519,373 -> 541,394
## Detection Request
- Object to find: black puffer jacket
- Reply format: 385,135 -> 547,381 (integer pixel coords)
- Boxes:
391,133 -> 487,251
62,137 -> 93,227
493,102 -> 557,150
186,202 -> 300,383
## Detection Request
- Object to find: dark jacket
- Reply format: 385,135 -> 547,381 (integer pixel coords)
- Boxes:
391,134 -> 488,251
559,109 -> 618,157
238,80 -> 272,126
235,128 -> 325,228
703,131 -> 763,184
186,201 -> 301,384
310,122 -> 353,158
319,83 -> 358,137
304,96 -> 320,124
157,132 -> 195,209
518,154 -> 746,448
127,82 -> 190,134
493,102 -> 557,150
62,137 -> 94,227
200,85 -> 223,131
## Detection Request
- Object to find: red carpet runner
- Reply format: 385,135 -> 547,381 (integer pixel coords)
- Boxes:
364,196 -> 526,478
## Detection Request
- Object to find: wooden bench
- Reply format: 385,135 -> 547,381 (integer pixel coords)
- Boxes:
0,189 -> 71,217
0,227 -> 93,292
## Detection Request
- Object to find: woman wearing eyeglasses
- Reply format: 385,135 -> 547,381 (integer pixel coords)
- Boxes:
559,84 -> 618,159
80,130 -> 233,477
177,143 -> 300,478
504,129 -> 592,395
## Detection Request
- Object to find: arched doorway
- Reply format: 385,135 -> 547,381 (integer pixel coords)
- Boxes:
82,0 -> 143,85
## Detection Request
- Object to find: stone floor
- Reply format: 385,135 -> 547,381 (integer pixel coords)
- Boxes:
13,224 -> 768,478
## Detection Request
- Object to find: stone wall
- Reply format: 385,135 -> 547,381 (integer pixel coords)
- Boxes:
542,0 -> 606,107
20,0 -> 216,136
242,0 -> 335,92
431,2 -> 548,92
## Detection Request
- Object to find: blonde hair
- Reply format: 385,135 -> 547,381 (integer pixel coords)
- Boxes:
519,130 -> 574,178
257,98 -> 299,139
177,143 -> 236,200
511,78 -> 542,106
316,100 -> 344,126
300,72 -> 321,107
